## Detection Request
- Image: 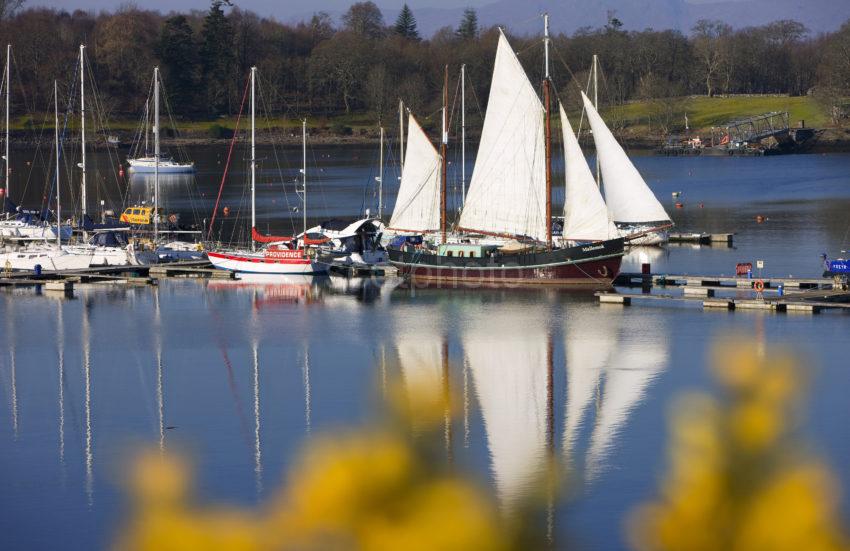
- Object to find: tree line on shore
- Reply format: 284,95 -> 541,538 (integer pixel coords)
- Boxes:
0,0 -> 848,133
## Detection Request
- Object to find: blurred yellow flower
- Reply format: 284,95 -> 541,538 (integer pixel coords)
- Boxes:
629,339 -> 850,551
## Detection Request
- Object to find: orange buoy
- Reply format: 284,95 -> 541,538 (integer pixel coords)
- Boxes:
756,215 -> 765,223
754,279 -> 765,292
118,165 -> 125,178
223,206 -> 230,217
675,202 -> 684,209
699,203 -> 704,208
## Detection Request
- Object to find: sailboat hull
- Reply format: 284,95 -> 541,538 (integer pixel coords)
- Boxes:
388,238 -> 624,287
208,250 -> 328,275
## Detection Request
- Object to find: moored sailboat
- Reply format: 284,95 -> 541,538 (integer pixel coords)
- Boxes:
207,67 -> 327,275
387,24 -> 624,286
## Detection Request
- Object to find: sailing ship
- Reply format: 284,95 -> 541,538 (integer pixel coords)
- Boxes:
207,67 -> 327,275
580,90 -> 673,245
0,45 -> 72,242
387,25 -> 624,286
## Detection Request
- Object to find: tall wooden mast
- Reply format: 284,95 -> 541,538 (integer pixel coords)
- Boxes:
543,14 -> 553,249
440,65 -> 448,244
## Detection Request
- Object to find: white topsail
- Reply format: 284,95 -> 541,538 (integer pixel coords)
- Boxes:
459,31 -> 547,241
560,104 -> 619,241
581,91 -> 670,225
388,113 -> 441,232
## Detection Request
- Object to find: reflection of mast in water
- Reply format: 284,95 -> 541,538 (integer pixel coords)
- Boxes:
442,339 -> 452,461
302,344 -> 311,436
463,357 -> 470,448
82,297 -> 93,506
585,325 -> 668,482
57,299 -> 65,468
562,309 -> 620,465
154,288 -> 165,452
396,327 -> 443,433
252,337 -> 262,494
465,308 -> 548,512
6,303 -> 18,439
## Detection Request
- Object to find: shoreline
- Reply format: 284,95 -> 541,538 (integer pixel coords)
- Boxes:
7,127 -> 850,153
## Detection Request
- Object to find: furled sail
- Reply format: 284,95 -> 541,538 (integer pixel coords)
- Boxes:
459,31 -> 547,241
388,113 -> 441,232
581,92 -> 671,225
560,104 -> 619,241
465,308 -> 548,511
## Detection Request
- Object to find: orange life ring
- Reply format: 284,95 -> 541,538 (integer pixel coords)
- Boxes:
754,279 -> 765,292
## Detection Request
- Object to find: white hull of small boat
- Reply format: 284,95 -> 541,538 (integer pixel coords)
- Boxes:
62,244 -> 156,266
0,246 -> 93,271
157,241 -> 206,261
208,250 -> 328,275
0,221 -> 73,241
622,227 -> 669,246
127,157 -> 195,173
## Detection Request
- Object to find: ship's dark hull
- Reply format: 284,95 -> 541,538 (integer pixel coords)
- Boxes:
388,238 -> 625,288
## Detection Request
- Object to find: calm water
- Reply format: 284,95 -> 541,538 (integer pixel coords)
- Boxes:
2,146 -> 850,550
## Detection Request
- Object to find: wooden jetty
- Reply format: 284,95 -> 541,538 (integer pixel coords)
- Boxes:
600,271 -> 850,314
0,260 -> 234,297
668,232 -> 735,245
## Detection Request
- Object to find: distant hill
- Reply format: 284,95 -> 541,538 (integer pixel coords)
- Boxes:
374,0 -> 850,37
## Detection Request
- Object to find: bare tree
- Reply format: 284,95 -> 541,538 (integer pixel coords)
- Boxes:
691,19 -> 731,97
0,0 -> 25,21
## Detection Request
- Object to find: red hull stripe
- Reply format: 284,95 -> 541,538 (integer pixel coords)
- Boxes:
208,251 -> 312,265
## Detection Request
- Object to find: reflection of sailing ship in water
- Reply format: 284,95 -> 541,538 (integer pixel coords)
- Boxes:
464,305 -> 550,511
580,314 -> 668,481
562,306 -> 621,466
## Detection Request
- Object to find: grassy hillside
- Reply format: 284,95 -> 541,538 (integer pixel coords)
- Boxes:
612,95 -> 830,136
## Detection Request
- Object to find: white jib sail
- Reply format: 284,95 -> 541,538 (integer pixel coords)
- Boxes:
388,113 -> 441,232
459,31 -> 547,241
581,91 -> 671,225
560,103 -> 619,241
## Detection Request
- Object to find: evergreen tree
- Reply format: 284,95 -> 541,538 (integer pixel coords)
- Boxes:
456,7 -> 478,40
394,4 -> 419,40
156,15 -> 198,116
199,0 -> 236,115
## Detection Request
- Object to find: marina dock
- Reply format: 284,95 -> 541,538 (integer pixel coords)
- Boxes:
603,271 -> 850,314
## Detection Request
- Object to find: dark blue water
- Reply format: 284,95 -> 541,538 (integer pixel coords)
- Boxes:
2,148 -> 849,550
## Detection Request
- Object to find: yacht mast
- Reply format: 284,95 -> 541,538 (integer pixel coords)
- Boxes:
301,118 -> 307,247
250,66 -> 256,251
440,65 -> 448,244
5,44 -> 9,200
55,80 -> 60,249
398,99 -> 404,173
154,66 -> 160,238
593,54 -> 600,188
378,125 -> 384,219
79,45 -> 87,238
543,14 -> 553,248
461,63 -> 466,208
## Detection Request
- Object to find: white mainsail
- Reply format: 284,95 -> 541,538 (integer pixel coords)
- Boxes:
562,306 -> 620,462
465,308 -> 548,511
459,31 -> 547,241
581,91 -> 671,225
560,104 -> 619,241
388,113 -> 441,232
585,327 -> 668,481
